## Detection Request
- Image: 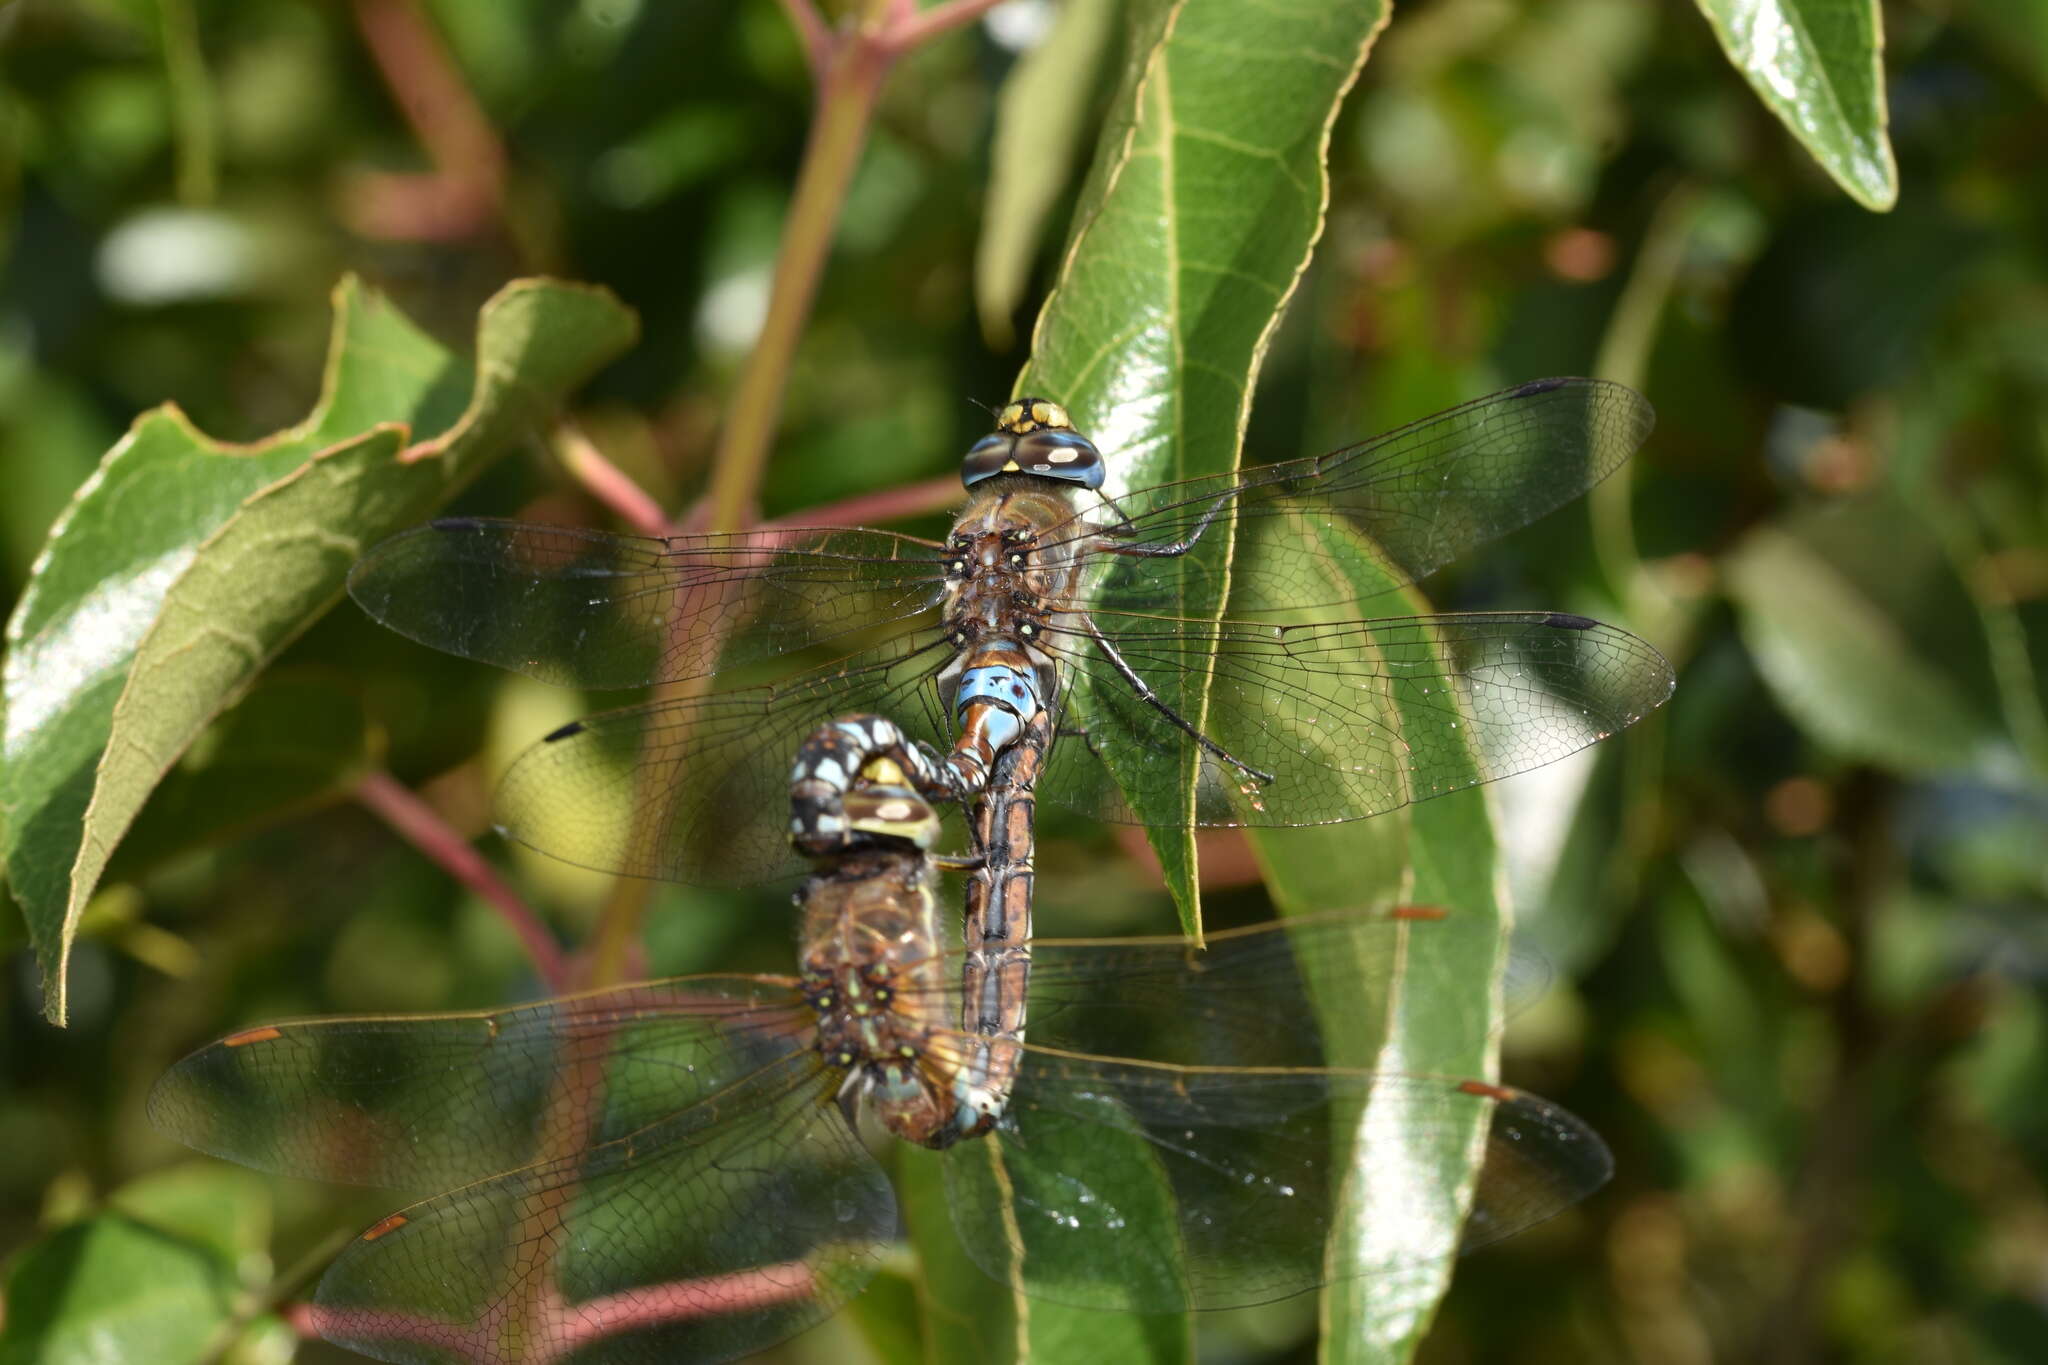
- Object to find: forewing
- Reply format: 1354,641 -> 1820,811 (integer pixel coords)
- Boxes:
493,640 -> 961,885
310,1056 -> 890,1365
349,519 -> 949,689
941,1056 -> 1610,1313
1061,378 -> 1654,616
147,977 -> 811,1191
1035,611 -> 1674,827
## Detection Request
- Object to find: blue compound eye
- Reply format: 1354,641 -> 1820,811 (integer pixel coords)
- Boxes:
1012,429 -> 1105,489
960,433 -> 1016,489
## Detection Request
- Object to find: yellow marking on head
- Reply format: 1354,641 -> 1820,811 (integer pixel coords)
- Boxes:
862,756 -> 909,786
1001,459 -> 1020,471
999,402 -> 1025,428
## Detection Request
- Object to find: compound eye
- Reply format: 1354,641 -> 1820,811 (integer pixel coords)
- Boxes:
1013,429 -> 1104,488
960,432 -> 1015,489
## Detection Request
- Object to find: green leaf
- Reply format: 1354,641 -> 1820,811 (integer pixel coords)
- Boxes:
105,1162 -> 272,1275
1241,523 -> 1503,1362
975,0 -> 1123,348
1,275 -> 637,1023
1726,524 -> 2000,773
896,1144 -> 1191,1365
0,1214 -> 238,1365
1692,0 -> 1898,210
1017,0 -> 1390,934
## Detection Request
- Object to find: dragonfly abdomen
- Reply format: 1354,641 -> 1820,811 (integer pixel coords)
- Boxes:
942,704 -> 1051,1143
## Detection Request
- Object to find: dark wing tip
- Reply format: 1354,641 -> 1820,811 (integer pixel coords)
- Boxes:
1510,377 -> 1572,397
1543,612 -> 1599,631
543,719 -> 586,742
429,515 -> 485,531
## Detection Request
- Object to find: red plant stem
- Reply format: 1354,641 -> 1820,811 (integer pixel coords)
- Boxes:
761,473 -> 961,531
555,422 -> 678,537
352,0 -> 505,198
294,1264 -> 817,1359
354,770 -> 570,992
876,0 -> 1008,56
548,1268 -> 820,1352
776,0 -> 831,75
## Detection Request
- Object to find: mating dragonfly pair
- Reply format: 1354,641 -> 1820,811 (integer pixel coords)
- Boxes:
152,382 -> 1673,1364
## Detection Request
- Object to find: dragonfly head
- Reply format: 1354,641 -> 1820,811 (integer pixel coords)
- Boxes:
961,396 -> 1105,491
839,761 -> 941,851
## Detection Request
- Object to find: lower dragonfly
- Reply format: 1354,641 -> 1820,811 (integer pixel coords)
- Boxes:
150,723 -> 1612,1365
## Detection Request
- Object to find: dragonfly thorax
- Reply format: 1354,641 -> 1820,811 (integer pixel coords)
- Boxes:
799,847 -> 962,1149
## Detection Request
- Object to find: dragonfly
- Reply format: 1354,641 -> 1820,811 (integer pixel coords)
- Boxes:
349,380 -> 1675,888
151,724 -> 1613,1365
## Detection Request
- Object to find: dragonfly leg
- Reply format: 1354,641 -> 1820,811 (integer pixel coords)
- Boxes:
1097,487 -> 1241,558
1079,617 -> 1277,786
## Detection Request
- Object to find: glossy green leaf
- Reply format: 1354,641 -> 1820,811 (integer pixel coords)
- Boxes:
0,1214 -> 237,1365
1240,520 -> 1502,1363
1017,0 -> 1390,933
1693,0 -> 1898,210
1726,525 -> 1999,773
1,276 -> 637,1023
975,0 -> 1123,348
895,1143 -> 1190,1365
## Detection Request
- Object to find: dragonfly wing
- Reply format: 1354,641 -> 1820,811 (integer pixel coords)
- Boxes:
1036,610 -> 1674,827
1010,909 -> 1496,1063
1062,378 -> 1653,616
349,519 -> 949,689
941,1057 -> 1609,1313
147,977 -> 811,1191
310,1055 -> 890,1365
493,640 -> 961,885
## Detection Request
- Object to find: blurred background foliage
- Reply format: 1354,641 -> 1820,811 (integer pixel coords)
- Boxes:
2,0 -> 2046,1362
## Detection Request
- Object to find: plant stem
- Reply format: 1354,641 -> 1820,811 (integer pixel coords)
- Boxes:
702,39 -> 891,534
776,0 -> 830,75
554,421 -> 677,537
761,472 -> 960,529
158,0 -> 217,205
587,0 -> 987,983
355,770 -> 570,992
877,0 -> 1007,57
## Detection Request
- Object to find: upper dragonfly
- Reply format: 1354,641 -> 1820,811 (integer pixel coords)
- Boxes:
350,380 -> 1675,884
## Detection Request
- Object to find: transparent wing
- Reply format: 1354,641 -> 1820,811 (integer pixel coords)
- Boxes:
147,976 -> 813,1191
348,518 -> 951,689
974,909 -> 1488,1064
1033,610 -> 1674,827
1050,378 -> 1653,615
889,910 -> 1545,1056
941,1054 -> 1609,1313
309,1056 -> 890,1365
491,639 -> 962,885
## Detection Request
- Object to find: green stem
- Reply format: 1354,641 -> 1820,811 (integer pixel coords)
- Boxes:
703,36 -> 891,534
1590,183 -> 1698,621
159,0 -> 217,205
